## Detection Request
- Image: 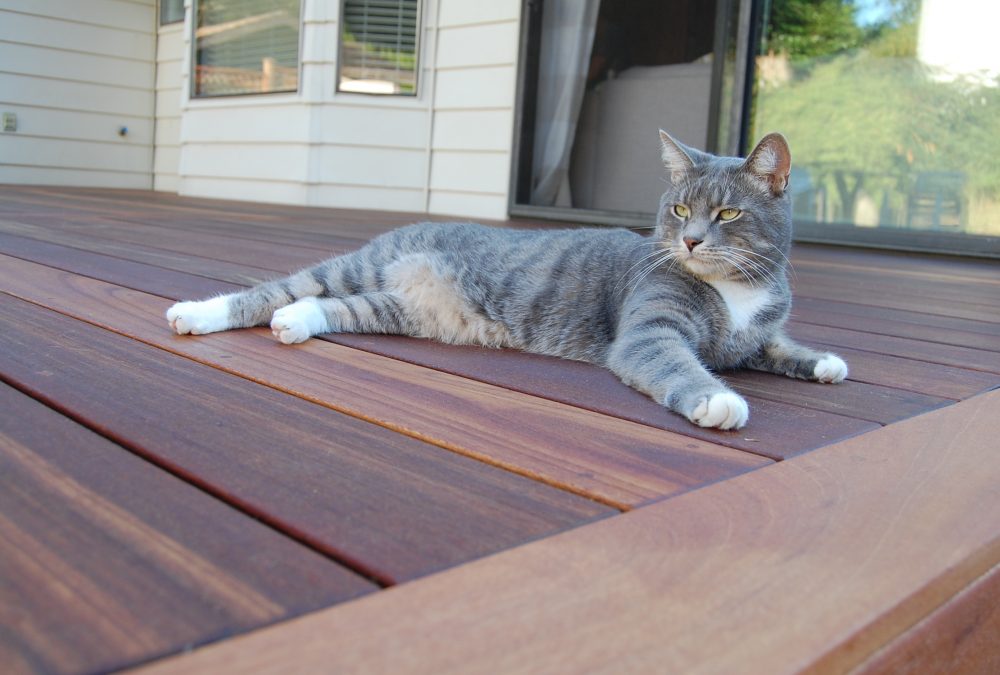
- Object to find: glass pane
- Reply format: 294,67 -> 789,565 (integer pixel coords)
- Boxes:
751,0 -> 1000,245
338,0 -> 420,96
194,0 -> 301,97
160,0 -> 184,25
525,0 -> 717,213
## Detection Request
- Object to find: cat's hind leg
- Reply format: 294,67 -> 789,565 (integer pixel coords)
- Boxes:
167,251 -> 370,336
270,292 -> 410,344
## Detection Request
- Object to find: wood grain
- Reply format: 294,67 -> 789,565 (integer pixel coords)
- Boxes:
330,333 -> 882,458
3,191 -> 991,432
788,321 -> 1000,375
790,296 -> 1000,352
853,563 -> 1000,675
0,253 -> 770,507
134,390 -> 1000,675
0,384 -> 376,675
0,294 -> 615,584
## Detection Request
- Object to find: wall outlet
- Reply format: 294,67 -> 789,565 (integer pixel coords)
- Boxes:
2,112 -> 16,132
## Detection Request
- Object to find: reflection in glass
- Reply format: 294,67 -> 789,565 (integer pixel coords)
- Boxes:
751,0 -> 1000,239
194,0 -> 301,97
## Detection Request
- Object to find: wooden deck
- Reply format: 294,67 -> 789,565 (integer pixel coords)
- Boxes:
1,185 -> 998,674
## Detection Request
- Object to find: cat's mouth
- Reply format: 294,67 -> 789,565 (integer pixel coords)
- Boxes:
677,246 -> 728,280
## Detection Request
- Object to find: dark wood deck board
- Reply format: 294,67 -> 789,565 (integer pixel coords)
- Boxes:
0,294 -> 615,585
0,220 -> 935,452
0,384 -> 376,675
0,253 -> 770,508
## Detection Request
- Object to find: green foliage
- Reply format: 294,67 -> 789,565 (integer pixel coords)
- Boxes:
756,0 -> 1000,229
765,0 -> 867,59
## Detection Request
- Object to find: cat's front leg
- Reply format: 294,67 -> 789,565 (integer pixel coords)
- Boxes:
607,334 -> 749,430
745,333 -> 848,383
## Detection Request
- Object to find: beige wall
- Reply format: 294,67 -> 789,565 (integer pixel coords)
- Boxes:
153,20 -> 183,192
172,0 -> 521,219
0,0 -> 156,188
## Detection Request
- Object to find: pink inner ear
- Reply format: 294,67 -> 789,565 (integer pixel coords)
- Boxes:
749,134 -> 791,194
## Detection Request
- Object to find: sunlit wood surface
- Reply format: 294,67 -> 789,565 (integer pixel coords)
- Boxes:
1,186 -> 997,674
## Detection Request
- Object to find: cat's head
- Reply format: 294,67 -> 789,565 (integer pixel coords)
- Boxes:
654,131 -> 793,285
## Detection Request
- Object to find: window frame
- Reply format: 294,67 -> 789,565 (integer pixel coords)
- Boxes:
335,0 -> 423,98
189,0 -> 305,100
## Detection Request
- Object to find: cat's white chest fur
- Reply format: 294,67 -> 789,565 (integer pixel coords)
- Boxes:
706,279 -> 773,332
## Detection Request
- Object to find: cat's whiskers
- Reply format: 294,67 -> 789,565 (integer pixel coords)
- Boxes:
613,245 -> 673,297
624,249 -> 676,296
719,248 -> 781,287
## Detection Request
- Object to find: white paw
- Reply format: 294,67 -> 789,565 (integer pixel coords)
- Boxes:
270,298 -> 328,344
689,391 -> 749,430
814,354 -> 848,383
166,297 -> 230,335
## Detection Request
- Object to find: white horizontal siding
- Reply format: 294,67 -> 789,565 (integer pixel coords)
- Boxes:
0,164 -> 153,188
435,22 -> 518,69
0,10 -> 153,60
309,184 -> 425,212
429,191 -> 508,220
2,0 -> 155,34
0,1 -> 155,189
174,0 -> 521,219
153,22 -> 183,192
438,0 -> 519,28
180,176 -> 309,205
432,109 -> 513,151
427,1 -> 519,219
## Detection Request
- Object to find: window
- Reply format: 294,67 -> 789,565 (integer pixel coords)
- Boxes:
338,0 -> 420,95
749,0 -> 1000,254
160,0 -> 184,25
193,0 -> 301,97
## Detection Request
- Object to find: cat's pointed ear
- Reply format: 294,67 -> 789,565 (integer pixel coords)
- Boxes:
659,130 -> 696,184
743,133 -> 791,195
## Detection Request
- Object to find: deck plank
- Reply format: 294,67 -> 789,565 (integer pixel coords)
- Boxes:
0,384 -> 376,675
132,390 -> 1000,675
0,253 -> 770,507
790,296 -> 1000,352
853,562 -> 1000,675
0,294 -> 615,584
0,238 -> 884,459
787,322 -> 1000,375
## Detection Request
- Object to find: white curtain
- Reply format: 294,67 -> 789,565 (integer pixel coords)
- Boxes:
530,0 -> 601,207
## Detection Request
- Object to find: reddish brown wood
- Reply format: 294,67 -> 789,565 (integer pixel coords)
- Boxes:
0,295 -> 615,584
0,253 -> 771,508
790,296 -> 1000,352
788,322 -> 1000,375
329,334 -> 880,459
854,563 -> 1000,675
0,383 -> 376,675
0,232 -> 243,299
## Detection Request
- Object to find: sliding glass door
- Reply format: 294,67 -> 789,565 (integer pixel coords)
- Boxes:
749,0 -> 1000,255
511,0 -> 1000,256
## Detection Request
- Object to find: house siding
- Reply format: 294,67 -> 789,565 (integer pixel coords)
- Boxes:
1,0 -> 521,220
170,0 -> 520,220
153,22 -> 183,192
0,0 -> 155,188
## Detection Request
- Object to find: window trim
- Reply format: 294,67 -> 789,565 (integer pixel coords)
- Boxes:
189,0 -> 305,100
335,0 -> 423,98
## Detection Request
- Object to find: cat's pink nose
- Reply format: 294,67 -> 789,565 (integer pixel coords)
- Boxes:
683,237 -> 703,252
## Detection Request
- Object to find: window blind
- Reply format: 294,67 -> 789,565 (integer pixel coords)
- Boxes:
194,0 -> 301,97
338,0 -> 420,95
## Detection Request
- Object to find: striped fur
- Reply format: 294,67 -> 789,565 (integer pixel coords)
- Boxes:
167,132 -> 847,430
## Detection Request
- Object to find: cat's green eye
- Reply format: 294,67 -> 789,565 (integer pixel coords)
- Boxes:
718,208 -> 742,222
672,204 -> 690,219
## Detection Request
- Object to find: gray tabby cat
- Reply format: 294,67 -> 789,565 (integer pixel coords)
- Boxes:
167,131 -> 847,430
